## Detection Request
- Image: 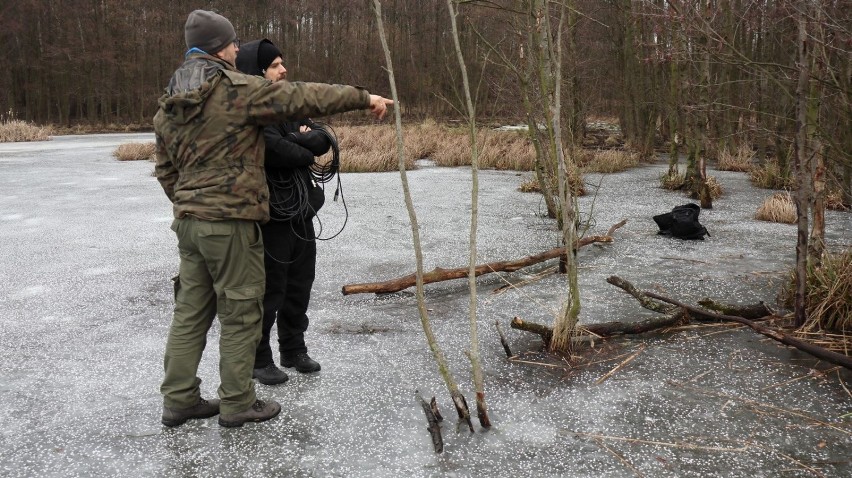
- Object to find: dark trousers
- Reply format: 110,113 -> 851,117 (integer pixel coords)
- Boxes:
254,219 -> 316,368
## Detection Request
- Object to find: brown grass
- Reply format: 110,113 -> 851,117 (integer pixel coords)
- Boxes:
114,142 -> 156,161
755,192 -> 796,224
335,123 -> 536,172
518,175 -> 541,193
781,248 -> 852,332
826,188 -> 850,211
705,176 -> 723,199
749,160 -> 795,190
430,128 -> 536,170
577,149 -> 640,173
336,125 -> 410,172
660,170 -> 686,190
516,169 -> 586,197
717,144 -> 754,172
0,120 -> 52,142
51,122 -> 151,135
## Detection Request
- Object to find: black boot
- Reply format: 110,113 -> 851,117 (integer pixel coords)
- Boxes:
281,352 -> 321,373
252,364 -> 290,385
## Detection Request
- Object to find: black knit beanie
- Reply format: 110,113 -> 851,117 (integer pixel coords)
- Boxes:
257,40 -> 283,72
184,10 -> 237,54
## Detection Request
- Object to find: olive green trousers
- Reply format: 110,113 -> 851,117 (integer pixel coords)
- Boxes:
161,217 -> 265,415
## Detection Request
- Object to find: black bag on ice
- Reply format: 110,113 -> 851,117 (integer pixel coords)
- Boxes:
653,203 -> 709,240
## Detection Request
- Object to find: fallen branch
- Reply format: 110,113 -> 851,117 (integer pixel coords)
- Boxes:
430,396 -> 443,422
574,432 -> 749,453
696,298 -> 774,319
510,310 -> 688,344
495,320 -> 513,358
644,291 -> 852,370
341,220 -> 627,295
669,381 -> 852,436
605,276 -> 674,314
415,391 -> 443,453
605,275 -> 851,370
490,265 -> 557,295
595,345 -> 645,385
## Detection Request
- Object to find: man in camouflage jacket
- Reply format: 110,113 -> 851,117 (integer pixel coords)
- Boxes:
154,9 -> 392,428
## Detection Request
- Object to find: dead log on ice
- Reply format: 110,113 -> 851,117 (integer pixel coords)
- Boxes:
341,220 -> 627,296
510,310 -> 688,345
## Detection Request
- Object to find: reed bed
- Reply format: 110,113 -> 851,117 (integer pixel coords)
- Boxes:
781,249 -> 852,334
755,192 -> 796,224
113,142 -> 156,161
335,123 -> 536,172
717,144 -> 754,172
750,160 -> 795,190
0,120 -> 52,142
577,149 -> 640,173
660,170 -> 686,190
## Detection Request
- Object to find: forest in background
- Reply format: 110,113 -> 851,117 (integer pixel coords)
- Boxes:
0,1 -> 849,199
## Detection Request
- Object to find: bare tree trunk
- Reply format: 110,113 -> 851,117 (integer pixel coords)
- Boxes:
546,2 -> 581,354
792,9 -> 811,328
697,0 -> 713,209
372,0 -> 472,430
807,6 -> 826,265
446,0 -> 490,429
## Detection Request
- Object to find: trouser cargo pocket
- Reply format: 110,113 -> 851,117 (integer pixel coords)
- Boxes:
221,282 -> 265,327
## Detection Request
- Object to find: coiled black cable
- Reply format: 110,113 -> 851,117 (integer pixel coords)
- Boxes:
308,122 -> 348,241
265,122 -> 348,241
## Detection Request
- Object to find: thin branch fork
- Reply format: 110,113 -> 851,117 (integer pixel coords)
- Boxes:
341,220 -> 627,296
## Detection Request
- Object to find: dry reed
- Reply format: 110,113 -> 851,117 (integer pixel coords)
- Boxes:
755,192 -> 796,224
781,248 -> 852,333
334,123 -> 535,172
706,176 -> 723,199
113,142 -> 156,161
750,160 -> 795,190
660,170 -> 686,190
717,144 -> 754,172
826,188 -> 850,211
336,125 -> 408,172
578,149 -> 640,173
518,175 -> 542,193
0,120 -> 52,142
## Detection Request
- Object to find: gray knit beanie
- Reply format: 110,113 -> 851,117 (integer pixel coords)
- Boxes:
184,10 -> 237,54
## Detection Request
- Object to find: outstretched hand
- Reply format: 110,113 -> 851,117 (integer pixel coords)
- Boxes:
368,95 -> 394,120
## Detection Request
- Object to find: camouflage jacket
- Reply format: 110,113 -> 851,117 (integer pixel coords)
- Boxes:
153,53 -> 369,223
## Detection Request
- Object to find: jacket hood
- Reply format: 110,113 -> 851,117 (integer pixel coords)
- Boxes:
158,54 -> 229,125
235,38 -> 275,77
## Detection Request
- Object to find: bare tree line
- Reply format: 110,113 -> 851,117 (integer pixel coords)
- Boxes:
1,1 -> 849,208
2,1 -> 845,148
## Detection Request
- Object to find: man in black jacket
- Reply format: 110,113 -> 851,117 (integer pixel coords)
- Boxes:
236,39 -> 327,385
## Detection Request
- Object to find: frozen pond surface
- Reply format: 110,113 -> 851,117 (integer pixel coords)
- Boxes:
0,133 -> 850,477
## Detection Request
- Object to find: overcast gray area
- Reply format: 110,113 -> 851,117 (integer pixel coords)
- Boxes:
0,133 -> 850,477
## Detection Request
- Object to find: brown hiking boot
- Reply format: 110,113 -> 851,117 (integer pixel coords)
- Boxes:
218,400 -> 281,428
161,398 -> 221,427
